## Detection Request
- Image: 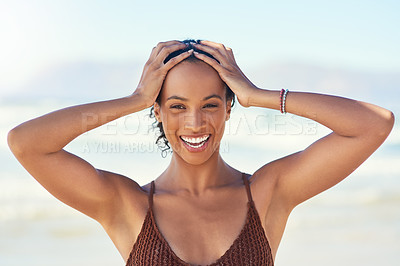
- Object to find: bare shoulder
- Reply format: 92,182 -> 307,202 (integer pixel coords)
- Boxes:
248,159 -> 295,256
99,171 -> 155,258
248,160 -> 280,207
98,170 -> 150,227
100,170 -> 148,194
250,153 -> 299,212
248,157 -> 297,223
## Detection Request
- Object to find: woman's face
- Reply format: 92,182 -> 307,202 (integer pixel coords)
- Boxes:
154,60 -> 231,165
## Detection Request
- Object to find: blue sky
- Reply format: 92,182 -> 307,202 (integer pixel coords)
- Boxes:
1,0 -> 399,95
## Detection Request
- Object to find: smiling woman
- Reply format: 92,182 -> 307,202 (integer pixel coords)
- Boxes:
7,38 -> 394,265
150,39 -> 235,157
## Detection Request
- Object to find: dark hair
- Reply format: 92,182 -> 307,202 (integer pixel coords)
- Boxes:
150,39 -> 236,157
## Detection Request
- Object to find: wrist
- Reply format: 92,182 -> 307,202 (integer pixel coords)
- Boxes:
130,91 -> 154,110
246,87 -> 267,107
247,88 -> 279,109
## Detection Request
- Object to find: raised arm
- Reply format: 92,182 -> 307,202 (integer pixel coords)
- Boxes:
190,40 -> 394,210
248,90 -> 394,208
7,41 -> 194,224
8,95 -> 147,221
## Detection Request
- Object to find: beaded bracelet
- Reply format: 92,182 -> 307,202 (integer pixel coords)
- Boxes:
280,88 -> 289,114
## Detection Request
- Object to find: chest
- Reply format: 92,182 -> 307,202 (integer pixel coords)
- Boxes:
118,179 -> 279,265
152,197 -> 250,264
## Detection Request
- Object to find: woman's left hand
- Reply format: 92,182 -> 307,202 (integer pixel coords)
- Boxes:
192,40 -> 259,107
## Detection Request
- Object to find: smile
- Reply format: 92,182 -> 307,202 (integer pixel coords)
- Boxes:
180,134 -> 211,151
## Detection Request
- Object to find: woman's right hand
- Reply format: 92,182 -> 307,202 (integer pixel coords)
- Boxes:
134,40 -> 193,108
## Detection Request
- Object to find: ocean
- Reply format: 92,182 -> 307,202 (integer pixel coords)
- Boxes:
1,100 -> 399,266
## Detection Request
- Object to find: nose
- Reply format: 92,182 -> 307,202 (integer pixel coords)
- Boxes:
183,110 -> 205,132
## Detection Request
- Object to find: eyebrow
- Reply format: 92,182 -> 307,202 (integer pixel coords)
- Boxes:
166,94 -> 223,101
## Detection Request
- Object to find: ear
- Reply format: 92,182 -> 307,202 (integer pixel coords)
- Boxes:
225,98 -> 232,121
153,102 -> 162,123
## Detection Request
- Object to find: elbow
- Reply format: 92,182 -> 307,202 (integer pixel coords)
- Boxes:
7,126 -> 26,158
383,110 -> 395,133
375,109 -> 395,140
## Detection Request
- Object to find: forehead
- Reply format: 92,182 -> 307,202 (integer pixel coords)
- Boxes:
161,61 -> 226,101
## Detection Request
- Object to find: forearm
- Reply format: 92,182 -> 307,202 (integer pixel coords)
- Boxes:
249,88 -> 394,138
8,93 -> 148,155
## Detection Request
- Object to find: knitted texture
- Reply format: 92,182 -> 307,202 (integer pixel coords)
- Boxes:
126,175 -> 274,266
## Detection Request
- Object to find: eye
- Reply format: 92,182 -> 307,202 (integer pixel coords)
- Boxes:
170,104 -> 185,109
203,103 -> 218,108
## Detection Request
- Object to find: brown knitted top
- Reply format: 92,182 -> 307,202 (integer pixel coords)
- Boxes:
126,173 -> 274,265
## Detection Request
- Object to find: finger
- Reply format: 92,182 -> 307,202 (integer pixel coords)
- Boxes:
163,49 -> 194,71
198,40 -> 228,52
192,42 -> 226,64
156,42 -> 188,64
152,40 -> 187,57
148,41 -> 184,63
225,47 -> 236,62
193,51 -> 224,73
198,41 -> 234,60
197,42 -> 237,65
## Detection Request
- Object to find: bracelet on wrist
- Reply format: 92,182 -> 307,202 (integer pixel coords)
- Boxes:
280,88 -> 289,114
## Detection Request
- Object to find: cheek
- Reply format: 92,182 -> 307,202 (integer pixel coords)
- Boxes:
207,111 -> 227,133
161,112 -> 180,138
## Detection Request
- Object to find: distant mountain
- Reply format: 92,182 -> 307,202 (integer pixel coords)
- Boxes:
2,61 -> 143,103
247,62 -> 399,108
2,60 -> 399,110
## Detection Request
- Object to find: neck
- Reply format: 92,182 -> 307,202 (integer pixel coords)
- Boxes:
158,150 -> 238,196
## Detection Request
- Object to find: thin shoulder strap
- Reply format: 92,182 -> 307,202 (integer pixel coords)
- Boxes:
242,173 -> 253,203
149,180 -> 155,209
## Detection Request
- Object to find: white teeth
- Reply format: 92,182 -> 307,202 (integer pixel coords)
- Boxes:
181,135 -> 209,144
186,141 -> 206,148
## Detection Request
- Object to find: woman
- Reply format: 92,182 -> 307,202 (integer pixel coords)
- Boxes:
8,39 -> 394,265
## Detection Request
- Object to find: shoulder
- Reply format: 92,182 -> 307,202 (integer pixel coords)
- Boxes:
248,160 -> 280,194
250,152 -> 300,193
246,159 -> 292,216
100,170 -> 148,195
98,172 -> 155,259
98,170 -> 151,225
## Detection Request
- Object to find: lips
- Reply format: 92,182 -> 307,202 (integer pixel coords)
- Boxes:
180,134 -> 211,151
